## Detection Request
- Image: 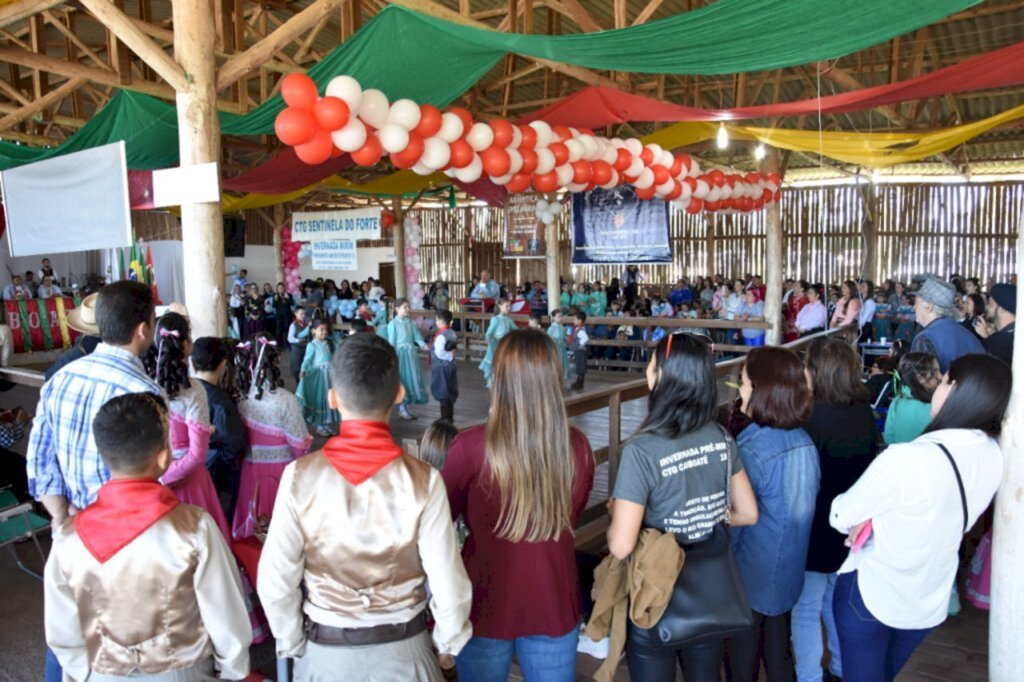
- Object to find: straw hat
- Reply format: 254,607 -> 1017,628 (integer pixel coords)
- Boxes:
67,293 -> 100,335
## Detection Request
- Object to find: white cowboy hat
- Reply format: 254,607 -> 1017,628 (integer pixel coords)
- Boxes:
67,293 -> 100,335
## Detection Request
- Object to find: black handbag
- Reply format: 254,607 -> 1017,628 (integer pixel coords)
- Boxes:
654,430 -> 753,648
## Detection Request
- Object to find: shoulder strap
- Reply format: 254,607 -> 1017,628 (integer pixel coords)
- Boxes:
937,443 -> 968,535
717,424 -> 734,525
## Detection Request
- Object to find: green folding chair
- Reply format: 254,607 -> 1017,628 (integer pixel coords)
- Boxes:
0,489 -> 50,579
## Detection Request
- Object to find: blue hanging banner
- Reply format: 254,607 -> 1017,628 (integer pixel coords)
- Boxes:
570,186 -> 672,264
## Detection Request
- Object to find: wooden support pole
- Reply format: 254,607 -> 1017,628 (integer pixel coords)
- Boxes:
0,0 -> 64,30
172,0 -> 226,338
273,203 -> 286,286
990,228 -> 1024,681
706,214 -> 716,277
762,148 -> 783,346
392,195 -> 407,299
858,180 -> 879,282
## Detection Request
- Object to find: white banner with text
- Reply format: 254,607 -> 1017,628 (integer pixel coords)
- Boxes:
292,207 -> 380,242
311,240 -> 358,271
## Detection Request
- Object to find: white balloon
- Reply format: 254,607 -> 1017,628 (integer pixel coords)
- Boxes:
528,120 -> 553,148
555,163 -> 574,187
535,148 -> 556,175
421,137 -> 451,170
658,150 -> 675,168
490,173 -> 514,186
720,184 -> 733,200
624,138 -> 643,156
510,125 -> 523,149
644,143 -> 664,161
610,138 -> 625,149
625,156 -> 645,177
507,148 -> 523,175
655,178 -> 675,195
412,161 -> 434,176
378,123 -> 410,154
679,182 -> 693,200
454,156 -> 483,183
536,199 -> 550,212
694,178 -> 710,199
689,160 -> 702,177
566,181 -> 589,193
707,186 -> 723,202
438,112 -> 464,143
601,143 -> 618,165
330,119 -> 367,152
386,99 -> 421,130
634,167 -> 655,190
357,89 -> 390,129
564,138 -> 583,163
673,195 -> 692,210
325,75 -> 362,111
443,167 -> 459,178
578,134 -> 598,161
466,122 -> 495,152
541,213 -> 554,225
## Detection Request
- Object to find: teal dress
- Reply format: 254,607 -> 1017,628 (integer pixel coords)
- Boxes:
547,322 -> 570,379
571,292 -> 591,312
297,339 -> 340,426
481,313 -> 515,385
884,386 -> 932,445
379,317 -> 429,405
873,302 -> 893,340
588,290 -> 608,317
895,304 -> 916,343
560,291 -> 571,312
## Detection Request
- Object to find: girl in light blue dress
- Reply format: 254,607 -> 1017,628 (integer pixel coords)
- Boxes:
296,319 -> 340,435
547,309 -> 570,379
378,298 -> 429,419
481,298 -> 514,387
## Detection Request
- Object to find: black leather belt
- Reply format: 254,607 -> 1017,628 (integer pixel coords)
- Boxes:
306,612 -> 428,647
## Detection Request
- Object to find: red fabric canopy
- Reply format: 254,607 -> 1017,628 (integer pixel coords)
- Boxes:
521,40 -> 1024,128
222,148 -> 353,194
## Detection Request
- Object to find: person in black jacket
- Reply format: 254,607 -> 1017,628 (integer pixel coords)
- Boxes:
793,337 -> 879,682
191,337 -> 247,519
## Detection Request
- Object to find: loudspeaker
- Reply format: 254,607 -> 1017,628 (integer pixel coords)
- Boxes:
223,216 -> 246,257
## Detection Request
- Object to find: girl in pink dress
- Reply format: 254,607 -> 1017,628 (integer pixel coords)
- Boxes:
232,333 -> 312,539
143,312 -> 231,541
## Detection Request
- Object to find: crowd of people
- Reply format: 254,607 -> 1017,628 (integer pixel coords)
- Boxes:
0,256 -> 1016,682
2,258 -> 66,300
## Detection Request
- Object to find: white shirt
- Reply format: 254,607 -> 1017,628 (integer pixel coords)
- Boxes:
433,332 -> 454,362
796,301 -> 827,332
723,293 -> 744,321
368,286 -> 386,300
831,429 -> 1002,629
38,284 -> 63,299
859,298 -> 877,329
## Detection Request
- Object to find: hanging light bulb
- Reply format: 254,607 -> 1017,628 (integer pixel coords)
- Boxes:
716,123 -> 729,150
754,143 -> 766,160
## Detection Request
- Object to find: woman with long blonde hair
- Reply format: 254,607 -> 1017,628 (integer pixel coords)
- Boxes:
442,328 -> 596,681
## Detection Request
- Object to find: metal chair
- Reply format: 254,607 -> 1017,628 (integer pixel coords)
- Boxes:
0,489 -> 50,579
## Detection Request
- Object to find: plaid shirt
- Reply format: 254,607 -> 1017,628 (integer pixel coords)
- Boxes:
26,343 -> 163,509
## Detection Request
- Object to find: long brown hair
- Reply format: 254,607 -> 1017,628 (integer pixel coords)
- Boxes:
744,346 -> 814,429
805,337 -> 870,405
485,329 -> 575,543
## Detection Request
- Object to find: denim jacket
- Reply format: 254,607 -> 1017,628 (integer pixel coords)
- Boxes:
732,423 -> 821,615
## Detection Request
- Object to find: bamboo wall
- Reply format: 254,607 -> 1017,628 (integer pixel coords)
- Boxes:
410,182 -> 1021,288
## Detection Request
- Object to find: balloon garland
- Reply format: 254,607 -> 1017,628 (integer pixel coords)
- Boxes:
280,224 -> 303,295
403,212 -> 426,313
274,73 -> 782,213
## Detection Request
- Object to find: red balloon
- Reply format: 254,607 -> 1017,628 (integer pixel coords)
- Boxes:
506,172 -> 533,193
414,104 -> 443,138
351,134 -> 384,166
294,128 -> 333,165
774,190 -> 782,203
683,176 -> 698,192
591,160 -> 613,186
549,142 -> 569,166
449,140 -> 475,169
766,172 -> 782,186
635,185 -> 656,200
673,154 -> 691,177
651,165 -> 670,186
490,119 -> 514,148
705,200 -> 722,211
708,169 -> 726,186
448,108 -> 474,136
275,107 -> 317,146
579,127 -> 596,137
519,148 -> 538,175
480,146 -> 511,177
754,198 -> 766,209
613,148 -> 632,172
313,96 -> 350,131
552,125 -> 573,142
380,211 -> 395,229
744,172 -> 761,184
640,148 -> 655,166
762,188 -> 774,202
281,73 -> 318,110
666,180 -> 683,201
533,171 -> 559,193
394,133 -> 425,167
518,124 -> 537,150
742,198 -> 755,212
685,198 -> 703,214
622,175 -> 638,185
571,160 -> 593,185
329,145 -> 344,158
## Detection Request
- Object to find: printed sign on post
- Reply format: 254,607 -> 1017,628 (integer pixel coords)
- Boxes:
311,240 -> 358,271
503,192 -> 548,259
291,207 -> 381,242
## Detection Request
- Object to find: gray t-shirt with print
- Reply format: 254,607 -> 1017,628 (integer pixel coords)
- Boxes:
613,421 -> 743,542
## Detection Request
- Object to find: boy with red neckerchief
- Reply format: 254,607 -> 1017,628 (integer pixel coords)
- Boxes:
258,333 -> 471,680
429,309 -> 459,423
44,393 -> 251,682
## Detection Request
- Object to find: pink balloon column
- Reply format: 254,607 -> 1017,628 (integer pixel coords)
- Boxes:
281,224 -> 303,294
404,213 -> 427,322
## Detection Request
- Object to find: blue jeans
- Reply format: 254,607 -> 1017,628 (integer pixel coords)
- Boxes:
743,335 -> 765,346
455,625 -> 577,682
791,571 -> 841,682
833,571 -> 934,682
45,648 -> 62,682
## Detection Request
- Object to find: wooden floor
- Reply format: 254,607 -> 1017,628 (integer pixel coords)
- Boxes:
0,349 -> 993,681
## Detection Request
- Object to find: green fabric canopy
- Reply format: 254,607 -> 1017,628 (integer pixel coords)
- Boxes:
0,0 -> 981,170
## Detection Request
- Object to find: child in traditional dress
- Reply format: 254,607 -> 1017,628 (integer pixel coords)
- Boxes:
872,291 -> 893,341
258,334 -> 471,680
45,393 -> 251,682
570,310 -> 590,391
233,334 -> 312,539
143,312 -> 231,542
297,319 -> 340,436
286,306 -> 310,384
480,298 -> 514,387
547,309 -> 570,380
378,298 -> 429,420
430,310 -> 459,423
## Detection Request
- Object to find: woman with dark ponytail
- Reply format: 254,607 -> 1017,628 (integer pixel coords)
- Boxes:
144,312 -> 231,541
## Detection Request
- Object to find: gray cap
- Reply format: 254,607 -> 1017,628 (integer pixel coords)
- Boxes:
916,276 -> 958,315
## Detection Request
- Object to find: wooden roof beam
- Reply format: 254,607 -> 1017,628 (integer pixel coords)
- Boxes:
0,75 -> 87,131
546,0 -> 604,32
43,10 -> 111,71
218,0 -> 348,91
79,0 -> 187,91
0,0 -> 65,30
632,0 -> 665,26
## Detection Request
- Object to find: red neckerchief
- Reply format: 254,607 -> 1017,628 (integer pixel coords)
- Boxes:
74,479 -> 179,563
322,420 -> 403,485
428,324 -> 451,366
